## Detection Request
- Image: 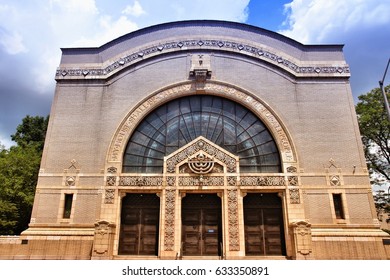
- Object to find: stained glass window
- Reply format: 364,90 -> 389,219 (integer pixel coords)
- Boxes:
123,95 -> 281,173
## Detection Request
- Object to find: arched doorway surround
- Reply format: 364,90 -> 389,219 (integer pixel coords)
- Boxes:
106,81 -> 297,259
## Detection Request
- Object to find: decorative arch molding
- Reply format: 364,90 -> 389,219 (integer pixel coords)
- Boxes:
106,81 -> 297,167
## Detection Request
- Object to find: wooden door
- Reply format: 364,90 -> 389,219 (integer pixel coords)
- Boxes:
119,194 -> 160,255
182,194 -> 221,256
244,193 -> 286,256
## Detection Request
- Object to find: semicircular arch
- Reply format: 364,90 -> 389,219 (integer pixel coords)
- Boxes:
106,81 -> 297,172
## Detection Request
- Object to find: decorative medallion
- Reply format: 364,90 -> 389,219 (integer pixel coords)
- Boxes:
107,167 -> 117,173
287,166 -> 297,173
330,175 -> 341,186
65,176 -> 75,186
106,176 -> 116,186
288,176 -> 298,186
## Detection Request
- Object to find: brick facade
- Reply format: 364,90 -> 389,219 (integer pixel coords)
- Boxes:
1,20 -> 388,260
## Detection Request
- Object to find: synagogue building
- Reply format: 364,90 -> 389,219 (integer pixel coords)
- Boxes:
1,20 -> 389,259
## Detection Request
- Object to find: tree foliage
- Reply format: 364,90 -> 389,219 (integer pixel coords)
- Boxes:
0,115 -> 48,235
355,85 -> 390,186
11,115 -> 49,150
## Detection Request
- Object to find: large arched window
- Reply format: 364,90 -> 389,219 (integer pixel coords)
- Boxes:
123,95 -> 281,173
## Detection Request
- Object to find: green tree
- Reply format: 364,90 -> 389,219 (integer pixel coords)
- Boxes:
11,115 -> 49,149
355,85 -> 390,187
0,115 -> 48,235
356,85 -> 390,214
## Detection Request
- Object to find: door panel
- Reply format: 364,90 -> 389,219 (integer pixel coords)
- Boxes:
119,194 -> 160,255
139,208 -> 159,255
182,194 -> 221,256
244,193 -> 286,256
182,210 -> 202,255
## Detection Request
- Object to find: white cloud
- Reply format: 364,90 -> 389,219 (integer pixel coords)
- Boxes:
279,0 -> 390,101
0,0 -> 252,146
122,0 -> 146,17
70,15 -> 139,48
0,30 -> 28,55
280,0 -> 390,44
49,0 -> 98,14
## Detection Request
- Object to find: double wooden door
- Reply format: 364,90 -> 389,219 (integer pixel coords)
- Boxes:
182,194 -> 222,256
244,193 -> 286,256
119,194 -> 160,255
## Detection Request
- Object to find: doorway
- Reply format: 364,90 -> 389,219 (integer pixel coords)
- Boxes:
119,193 -> 160,255
181,194 -> 222,256
243,193 -> 286,256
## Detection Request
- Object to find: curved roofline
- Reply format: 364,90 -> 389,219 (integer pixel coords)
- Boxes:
61,19 -> 343,54
57,19 -> 349,80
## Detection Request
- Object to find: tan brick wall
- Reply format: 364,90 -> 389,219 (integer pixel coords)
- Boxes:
0,238 -> 93,260
34,192 -> 61,223
346,193 -> 374,224
312,238 -> 388,260
73,191 -> 102,224
304,192 -> 333,224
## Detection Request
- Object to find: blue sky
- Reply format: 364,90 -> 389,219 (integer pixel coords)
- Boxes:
0,0 -> 389,148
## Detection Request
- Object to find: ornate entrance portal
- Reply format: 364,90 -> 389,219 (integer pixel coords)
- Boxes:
244,193 -> 286,256
119,194 -> 160,255
115,91 -> 292,259
181,194 -> 222,256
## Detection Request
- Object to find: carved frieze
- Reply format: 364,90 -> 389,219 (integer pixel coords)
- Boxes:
57,39 -> 349,80
119,176 -> 163,186
178,176 -> 224,186
164,189 -> 176,251
240,176 -> 286,186
227,189 -> 240,251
